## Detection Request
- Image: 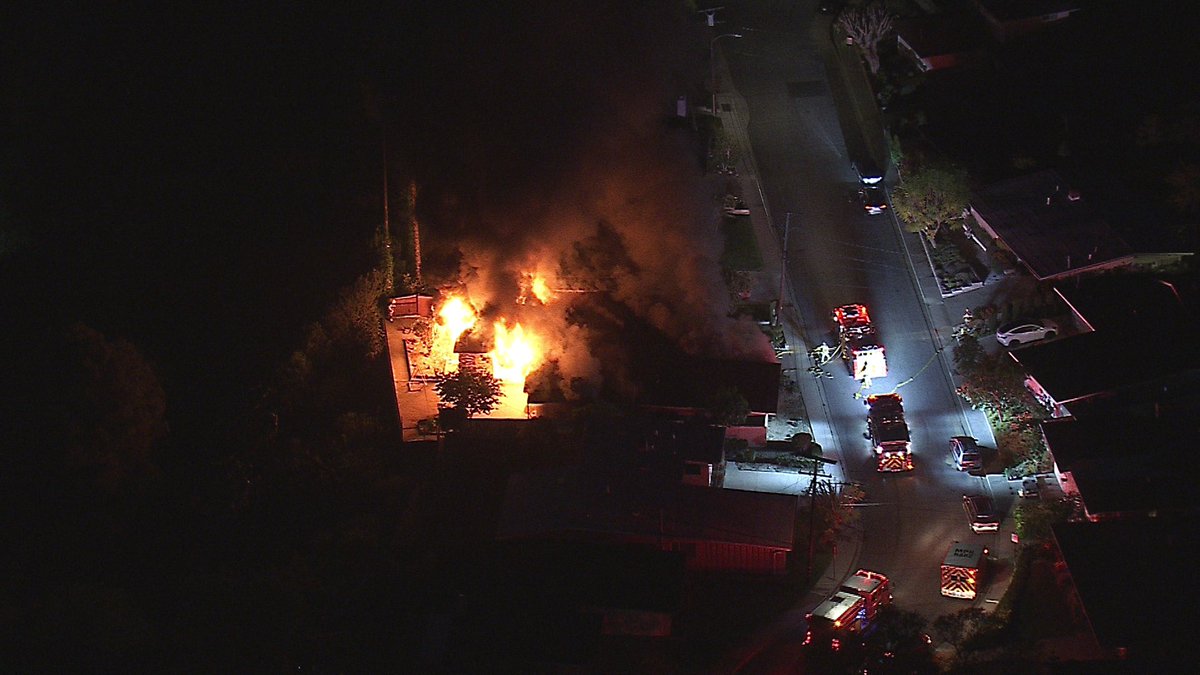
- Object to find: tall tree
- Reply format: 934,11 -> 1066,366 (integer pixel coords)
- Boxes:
891,163 -> 972,245
14,323 -> 168,495
435,367 -> 502,421
932,607 -> 989,656
837,4 -> 893,74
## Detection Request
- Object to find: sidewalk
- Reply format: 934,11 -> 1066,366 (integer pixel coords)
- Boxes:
704,33 -> 865,674
706,13 -> 1022,667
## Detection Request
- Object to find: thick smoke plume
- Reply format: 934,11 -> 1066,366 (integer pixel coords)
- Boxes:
382,2 -> 773,395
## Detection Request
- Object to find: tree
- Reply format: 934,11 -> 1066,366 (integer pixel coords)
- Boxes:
954,348 -> 1038,423
27,323 -> 169,494
434,367 -> 502,420
837,4 -> 893,74
1165,162 -> 1200,215
707,386 -> 749,426
1014,496 -> 1074,543
891,164 -> 971,245
862,606 -> 937,674
932,607 -> 989,656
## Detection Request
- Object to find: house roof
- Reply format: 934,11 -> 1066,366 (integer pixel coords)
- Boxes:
638,357 -> 781,414
460,540 -> 685,614
1010,329 -> 1199,405
894,14 -> 984,58
974,0 -> 1081,23
1014,274 -> 1200,407
498,466 -> 797,550
436,540 -> 685,668
970,170 -> 1134,280
1053,274 -> 1196,333
1052,518 -> 1199,657
643,419 -> 726,464
1068,454 -> 1195,519
1040,416 -> 1197,472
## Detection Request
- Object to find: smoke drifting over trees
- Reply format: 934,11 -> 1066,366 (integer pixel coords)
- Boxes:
377,2 -> 772,391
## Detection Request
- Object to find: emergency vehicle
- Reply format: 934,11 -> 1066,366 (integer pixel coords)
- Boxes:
866,393 -> 913,472
833,304 -> 887,380
805,569 -> 893,650
940,541 -> 988,600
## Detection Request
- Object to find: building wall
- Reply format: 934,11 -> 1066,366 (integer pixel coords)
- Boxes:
663,539 -> 790,575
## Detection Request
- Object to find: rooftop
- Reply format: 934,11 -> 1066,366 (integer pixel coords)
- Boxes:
970,170 -> 1134,280
1068,454 -> 1196,520
498,466 -> 797,550
943,542 -> 986,567
974,0 -> 1082,23
1040,416 -> 1197,472
1053,274 -> 1196,334
638,357 -> 781,415
894,13 -> 985,59
1052,518 -> 1199,657
1011,328 -> 1200,407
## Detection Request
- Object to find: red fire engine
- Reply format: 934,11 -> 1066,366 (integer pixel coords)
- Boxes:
833,304 -> 887,380
804,569 -> 893,649
867,393 -> 913,472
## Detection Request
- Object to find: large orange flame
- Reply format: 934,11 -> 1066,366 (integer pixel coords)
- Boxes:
518,271 -> 556,305
489,320 -> 540,384
530,274 -> 554,304
432,295 -> 477,373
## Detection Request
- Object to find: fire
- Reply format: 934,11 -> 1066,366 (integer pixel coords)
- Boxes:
432,295 -> 477,373
531,274 -> 553,304
489,320 -> 540,384
519,271 -> 555,305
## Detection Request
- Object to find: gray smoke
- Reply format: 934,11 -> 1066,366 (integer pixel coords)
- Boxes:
389,2 -> 773,393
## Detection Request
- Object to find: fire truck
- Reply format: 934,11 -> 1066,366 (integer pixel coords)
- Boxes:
833,304 -> 887,380
805,569 -> 893,650
940,541 -> 988,600
866,393 -> 913,472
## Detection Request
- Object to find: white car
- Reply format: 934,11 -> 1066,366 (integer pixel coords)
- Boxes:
995,319 -> 1058,347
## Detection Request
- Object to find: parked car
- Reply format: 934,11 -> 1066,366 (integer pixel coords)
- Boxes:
853,161 -> 885,186
722,194 -> 750,217
962,495 -> 1000,533
995,319 -> 1058,347
950,436 -> 981,471
1018,477 -> 1040,499
861,185 -> 888,215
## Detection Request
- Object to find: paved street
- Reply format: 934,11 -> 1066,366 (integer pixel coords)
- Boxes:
707,2 -> 1027,671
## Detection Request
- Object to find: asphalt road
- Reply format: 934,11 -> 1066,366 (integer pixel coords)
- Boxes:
720,4 -> 1007,671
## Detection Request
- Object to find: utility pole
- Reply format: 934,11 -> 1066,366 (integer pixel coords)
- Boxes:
801,450 -> 838,582
710,33 -> 743,115
410,180 -> 422,287
381,139 -> 393,293
777,212 -> 790,326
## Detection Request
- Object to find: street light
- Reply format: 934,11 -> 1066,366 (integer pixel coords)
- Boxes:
710,33 -> 743,115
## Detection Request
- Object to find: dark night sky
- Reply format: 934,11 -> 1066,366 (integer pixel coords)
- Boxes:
2,1 -> 1195,435
1,2 -> 708,436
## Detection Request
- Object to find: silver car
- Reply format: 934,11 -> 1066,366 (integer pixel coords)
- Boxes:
963,494 -> 1000,533
995,319 -> 1058,347
950,436 -> 981,471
